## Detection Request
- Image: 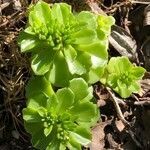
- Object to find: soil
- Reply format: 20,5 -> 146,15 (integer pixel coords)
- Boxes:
0,0 -> 150,150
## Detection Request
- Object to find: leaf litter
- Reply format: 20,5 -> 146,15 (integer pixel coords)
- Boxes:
0,0 -> 150,149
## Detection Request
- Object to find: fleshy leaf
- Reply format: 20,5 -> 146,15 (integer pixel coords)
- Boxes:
56,88 -> 74,114
26,76 -> 54,98
23,108 -> 42,123
29,1 -> 52,26
70,127 -> 91,145
44,126 -> 53,137
26,94 -> 48,111
107,56 -> 132,74
77,11 -> 97,29
46,138 -> 60,150
131,67 -> 146,80
31,49 -> 55,75
117,80 -> 131,98
77,41 -> 108,59
129,81 -> 140,93
51,3 -> 73,25
97,15 -> 115,38
69,78 -> 92,102
72,28 -> 97,45
18,32 -> 39,52
64,49 -> 91,75
47,51 -> 72,87
68,137 -> 82,150
69,101 -> 99,126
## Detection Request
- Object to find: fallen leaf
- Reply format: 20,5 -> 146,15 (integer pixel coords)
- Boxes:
109,25 -> 137,60
115,120 -> 125,132
89,122 -> 110,150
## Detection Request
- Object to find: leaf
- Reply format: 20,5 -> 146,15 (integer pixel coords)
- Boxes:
26,78 -> 58,113
46,138 -> 60,150
117,80 -> 132,98
88,63 -> 106,84
56,88 -> 74,114
46,94 -> 58,112
44,126 -> 53,137
77,41 -> 108,59
27,94 -> 49,110
51,3 -> 73,25
24,122 -> 45,146
31,49 -> 54,75
77,11 -> 97,29
97,15 -> 115,37
24,27 -> 35,35
59,144 -> 66,150
37,107 -> 47,117
63,46 -> 79,74
69,78 -> 92,102
129,81 -> 140,93
107,74 -> 118,88
26,76 -> 54,98
70,127 -> 91,145
23,116 -> 52,149
23,108 -> 42,123
131,67 -> 146,80
67,137 -> 82,150
64,48 -> 91,75
69,101 -> 99,126
107,56 -> 131,74
72,28 -> 97,45
29,1 -> 52,26
18,32 -> 39,52
32,132 -> 52,150
87,54 -> 107,83
47,51 -> 72,87
109,25 -> 137,60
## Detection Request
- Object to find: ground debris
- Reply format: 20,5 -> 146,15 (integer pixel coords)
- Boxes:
0,0 -> 150,149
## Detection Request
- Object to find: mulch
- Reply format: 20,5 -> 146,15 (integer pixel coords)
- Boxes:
0,0 -> 150,149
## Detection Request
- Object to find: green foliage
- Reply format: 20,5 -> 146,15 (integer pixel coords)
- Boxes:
18,1 -> 114,86
18,1 -> 146,150
23,77 -> 99,150
101,56 -> 145,98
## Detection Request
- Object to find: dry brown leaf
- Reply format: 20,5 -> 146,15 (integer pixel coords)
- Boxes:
89,124 -> 105,150
115,120 -> 125,132
89,121 -> 111,150
109,25 -> 137,61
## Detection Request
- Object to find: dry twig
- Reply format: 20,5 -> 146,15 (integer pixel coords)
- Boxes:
106,87 -> 130,126
134,100 -> 150,105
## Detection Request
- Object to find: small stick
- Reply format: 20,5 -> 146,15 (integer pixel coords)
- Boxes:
106,87 -> 130,126
86,0 -> 106,15
106,88 -> 143,148
134,100 -> 150,106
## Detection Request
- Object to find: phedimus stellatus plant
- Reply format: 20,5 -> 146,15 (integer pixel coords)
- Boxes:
18,1 -> 114,86
101,56 -> 145,98
23,77 -> 99,149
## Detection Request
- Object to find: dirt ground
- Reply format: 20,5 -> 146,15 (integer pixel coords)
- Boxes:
0,0 -> 150,149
